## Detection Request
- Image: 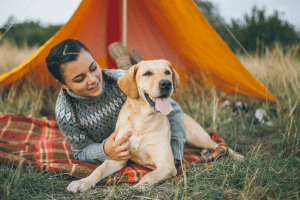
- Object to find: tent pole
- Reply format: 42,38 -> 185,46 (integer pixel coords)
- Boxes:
122,0 -> 127,47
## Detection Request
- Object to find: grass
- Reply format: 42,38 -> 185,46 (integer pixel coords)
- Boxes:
0,41 -> 38,74
0,163 -> 71,199
0,42 -> 299,199
0,79 -> 58,117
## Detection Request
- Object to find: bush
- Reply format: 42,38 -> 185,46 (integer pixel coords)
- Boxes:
227,6 -> 299,54
194,2 -> 300,54
0,16 -> 61,48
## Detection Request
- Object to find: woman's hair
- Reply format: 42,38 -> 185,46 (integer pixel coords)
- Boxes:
46,38 -> 91,83
46,39 -> 92,131
46,39 -> 117,132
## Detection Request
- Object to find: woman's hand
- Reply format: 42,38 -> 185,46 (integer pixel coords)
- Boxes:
104,127 -> 133,161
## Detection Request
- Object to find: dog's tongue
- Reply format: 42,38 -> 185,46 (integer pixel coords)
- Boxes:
155,98 -> 173,116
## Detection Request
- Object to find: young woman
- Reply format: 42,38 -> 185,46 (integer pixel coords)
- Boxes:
46,39 -> 186,164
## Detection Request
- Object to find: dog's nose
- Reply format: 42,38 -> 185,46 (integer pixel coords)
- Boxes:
159,80 -> 172,90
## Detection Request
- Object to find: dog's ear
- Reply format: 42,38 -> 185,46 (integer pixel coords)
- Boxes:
117,65 -> 140,99
164,60 -> 180,93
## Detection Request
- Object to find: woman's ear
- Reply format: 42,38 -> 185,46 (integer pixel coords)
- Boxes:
59,81 -> 70,90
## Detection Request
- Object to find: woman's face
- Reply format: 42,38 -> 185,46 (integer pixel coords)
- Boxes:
60,50 -> 103,97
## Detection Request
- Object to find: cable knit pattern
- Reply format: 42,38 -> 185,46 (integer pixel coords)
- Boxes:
55,69 -> 186,163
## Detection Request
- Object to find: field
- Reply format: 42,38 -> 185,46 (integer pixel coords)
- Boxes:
0,42 -> 299,199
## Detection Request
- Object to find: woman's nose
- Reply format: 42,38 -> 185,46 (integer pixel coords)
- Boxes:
87,73 -> 97,84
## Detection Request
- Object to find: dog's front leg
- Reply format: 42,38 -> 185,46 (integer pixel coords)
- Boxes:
67,160 -> 126,193
133,162 -> 176,190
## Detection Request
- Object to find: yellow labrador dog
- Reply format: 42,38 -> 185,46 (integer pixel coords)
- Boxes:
67,59 -> 243,193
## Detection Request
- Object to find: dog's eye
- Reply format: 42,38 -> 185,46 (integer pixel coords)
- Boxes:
143,71 -> 153,76
165,70 -> 171,75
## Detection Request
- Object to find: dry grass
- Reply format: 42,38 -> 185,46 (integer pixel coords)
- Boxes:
0,42 -> 299,199
238,43 -> 300,102
0,41 -> 38,74
0,41 -> 57,117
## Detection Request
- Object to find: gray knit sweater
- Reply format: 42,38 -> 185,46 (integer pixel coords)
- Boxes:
55,69 -> 186,163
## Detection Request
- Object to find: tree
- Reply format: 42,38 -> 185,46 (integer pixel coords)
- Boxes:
0,17 -> 61,47
194,0 -> 228,38
227,6 -> 299,54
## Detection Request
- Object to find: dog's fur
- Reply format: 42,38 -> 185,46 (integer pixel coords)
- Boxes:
67,59 -> 243,193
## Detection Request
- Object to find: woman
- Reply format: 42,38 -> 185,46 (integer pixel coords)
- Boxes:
46,39 -> 186,164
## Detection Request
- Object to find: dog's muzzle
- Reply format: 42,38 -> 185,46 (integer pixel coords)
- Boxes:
145,93 -> 156,107
159,79 -> 172,97
144,79 -> 173,110
159,80 -> 172,90
143,79 -> 174,115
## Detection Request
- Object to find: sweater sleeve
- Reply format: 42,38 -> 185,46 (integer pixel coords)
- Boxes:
103,69 -> 126,80
71,139 -> 111,163
167,98 -> 186,160
55,90 -> 111,164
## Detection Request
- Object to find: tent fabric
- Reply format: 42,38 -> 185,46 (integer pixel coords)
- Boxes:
0,0 -> 276,102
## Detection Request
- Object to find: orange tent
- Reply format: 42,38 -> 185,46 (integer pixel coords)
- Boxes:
0,0 -> 276,102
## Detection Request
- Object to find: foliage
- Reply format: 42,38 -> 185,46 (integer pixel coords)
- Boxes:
0,16 -> 61,48
195,2 -> 300,54
228,6 -> 299,54
2,3 -> 300,54
194,0 -> 229,40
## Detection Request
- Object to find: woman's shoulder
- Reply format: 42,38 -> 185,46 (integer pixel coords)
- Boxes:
102,69 -> 126,80
55,89 -> 73,120
56,89 -> 68,105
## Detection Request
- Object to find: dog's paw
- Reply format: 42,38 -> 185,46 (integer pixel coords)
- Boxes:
201,149 -> 210,158
132,182 -> 152,191
67,178 -> 95,193
232,153 -> 244,162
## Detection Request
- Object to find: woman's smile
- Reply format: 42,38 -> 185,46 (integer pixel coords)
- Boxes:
88,81 -> 100,91
60,50 -> 103,97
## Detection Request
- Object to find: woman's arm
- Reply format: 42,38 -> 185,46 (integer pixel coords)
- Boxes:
55,90 -> 111,163
56,109 -> 132,164
167,98 -> 187,161
72,140 -> 110,163
57,119 -> 111,164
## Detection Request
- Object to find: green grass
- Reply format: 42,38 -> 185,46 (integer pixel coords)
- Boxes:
0,43 -> 299,199
0,163 -> 72,200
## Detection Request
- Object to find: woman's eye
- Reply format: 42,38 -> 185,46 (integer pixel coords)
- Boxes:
90,65 -> 97,72
75,77 -> 84,83
144,71 -> 152,76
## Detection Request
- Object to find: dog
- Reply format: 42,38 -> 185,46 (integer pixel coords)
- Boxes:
67,59 -> 244,193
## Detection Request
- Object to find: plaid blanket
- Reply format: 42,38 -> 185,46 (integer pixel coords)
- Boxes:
0,113 -> 229,183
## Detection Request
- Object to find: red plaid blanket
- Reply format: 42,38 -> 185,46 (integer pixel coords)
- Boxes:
0,113 -> 229,183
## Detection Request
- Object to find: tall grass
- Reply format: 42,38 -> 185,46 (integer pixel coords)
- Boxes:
0,42 -> 299,199
237,44 -> 300,154
0,80 -> 58,117
0,42 -> 58,117
239,43 -> 300,103
0,41 -> 38,74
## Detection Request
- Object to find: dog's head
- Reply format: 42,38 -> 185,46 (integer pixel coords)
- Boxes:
117,59 -> 180,112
